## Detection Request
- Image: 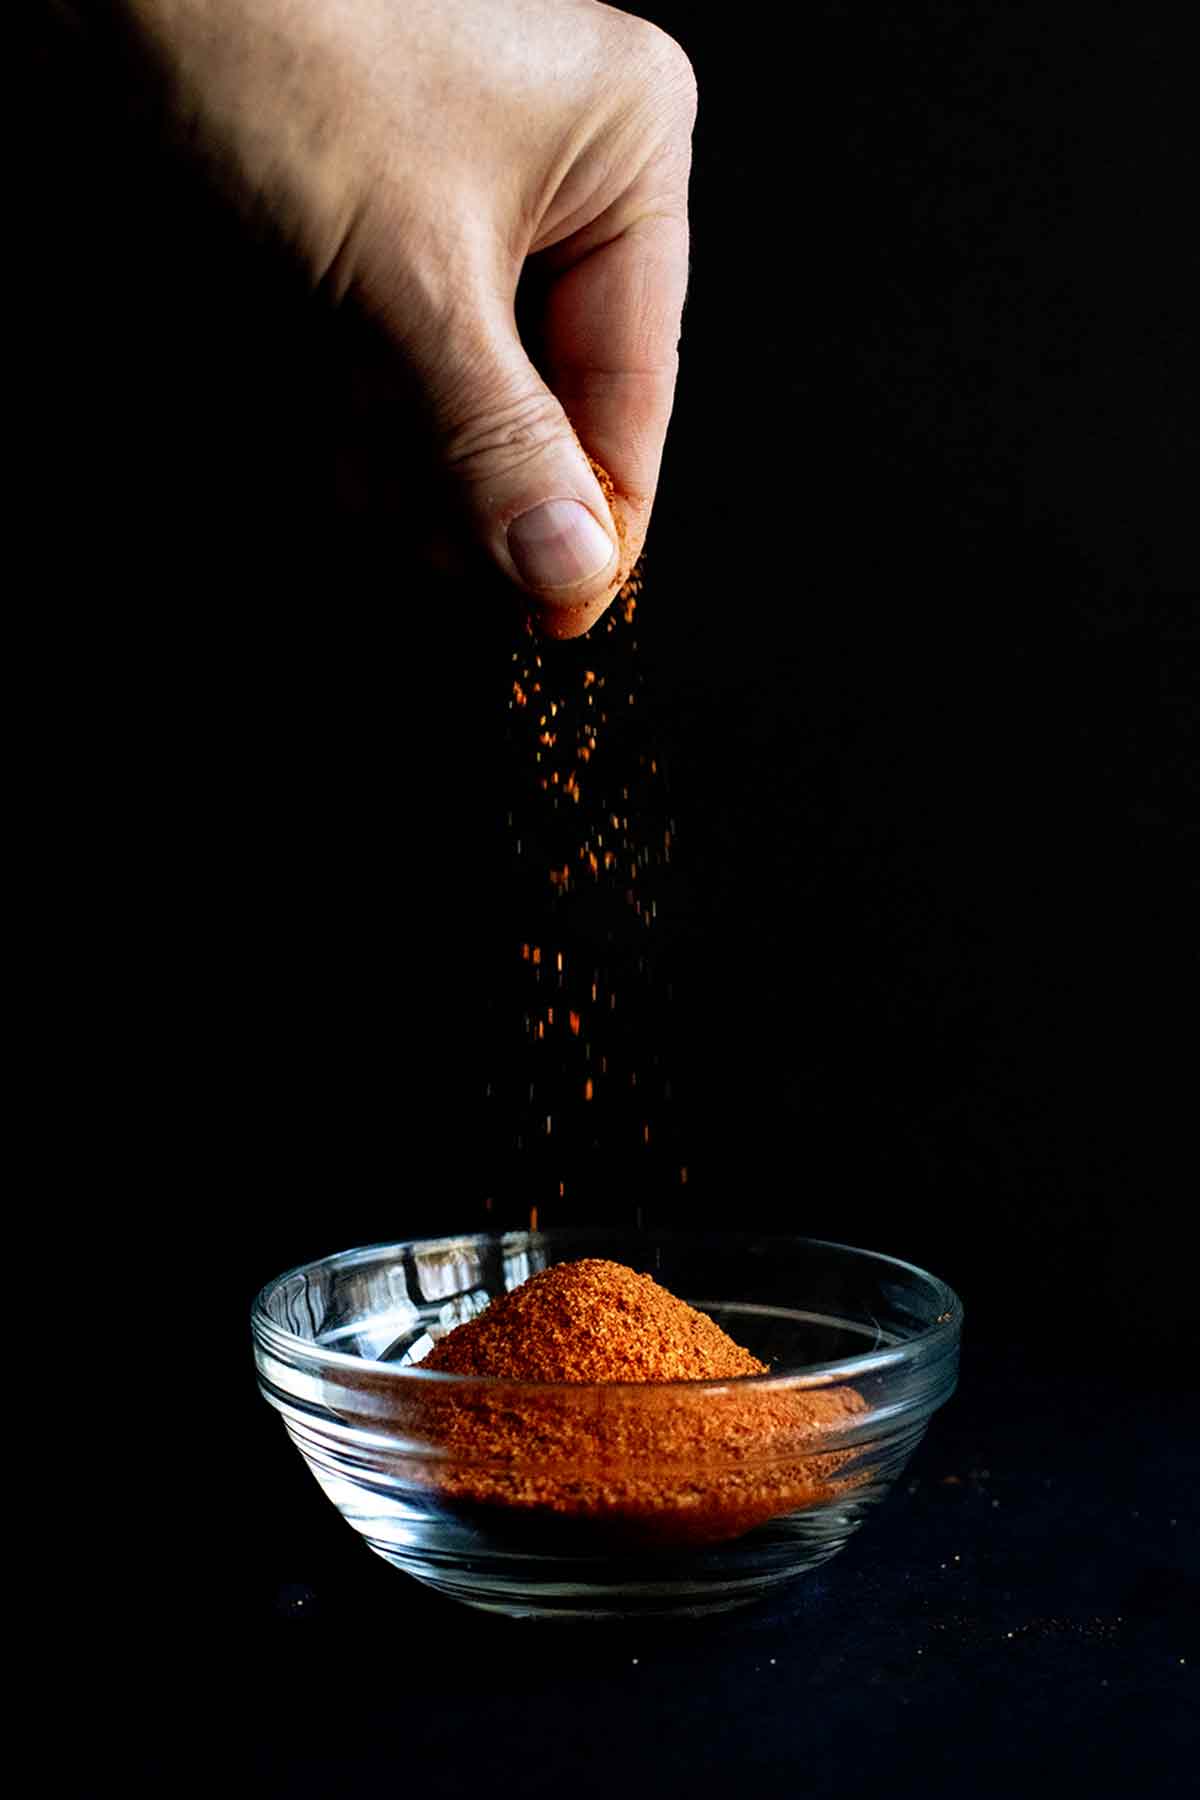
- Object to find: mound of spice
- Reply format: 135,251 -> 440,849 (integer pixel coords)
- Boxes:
420,1258 -> 768,1382
372,1259 -> 869,1550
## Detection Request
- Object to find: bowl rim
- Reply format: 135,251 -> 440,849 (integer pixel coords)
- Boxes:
251,1228 -> 963,1392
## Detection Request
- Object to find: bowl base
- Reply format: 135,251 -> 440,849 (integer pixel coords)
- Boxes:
364,1525 -> 854,1620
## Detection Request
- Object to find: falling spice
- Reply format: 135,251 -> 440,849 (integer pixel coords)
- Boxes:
489,470 -> 677,1222
375,1260 -> 868,1550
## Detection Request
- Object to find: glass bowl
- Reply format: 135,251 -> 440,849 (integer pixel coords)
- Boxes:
251,1229 -> 962,1620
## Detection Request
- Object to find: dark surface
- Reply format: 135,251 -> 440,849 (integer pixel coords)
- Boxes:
24,3 -> 1197,1790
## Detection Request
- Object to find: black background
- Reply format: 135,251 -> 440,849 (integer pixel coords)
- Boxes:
23,2 -> 1196,1789
27,0 -> 1195,1359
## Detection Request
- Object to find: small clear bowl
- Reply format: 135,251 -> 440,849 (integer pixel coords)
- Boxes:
252,1229 -> 962,1620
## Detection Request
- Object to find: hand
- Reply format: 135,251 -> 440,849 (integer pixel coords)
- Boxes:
122,0 -> 696,636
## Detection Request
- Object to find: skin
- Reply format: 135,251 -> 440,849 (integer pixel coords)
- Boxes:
111,0 -> 697,636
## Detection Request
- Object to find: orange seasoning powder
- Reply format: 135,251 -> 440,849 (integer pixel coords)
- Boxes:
421,1258 -> 767,1382
587,455 -> 631,587
381,1259 -> 868,1550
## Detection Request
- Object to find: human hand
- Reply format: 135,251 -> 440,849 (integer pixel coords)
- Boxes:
122,0 -> 696,636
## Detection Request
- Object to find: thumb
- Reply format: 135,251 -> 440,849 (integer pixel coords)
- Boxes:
415,312 -> 623,633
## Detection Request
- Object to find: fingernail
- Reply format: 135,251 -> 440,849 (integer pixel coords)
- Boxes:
507,499 -> 615,590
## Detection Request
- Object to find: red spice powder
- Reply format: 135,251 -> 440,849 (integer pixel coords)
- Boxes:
368,1259 -> 869,1549
421,1258 -> 767,1382
587,454 -> 632,587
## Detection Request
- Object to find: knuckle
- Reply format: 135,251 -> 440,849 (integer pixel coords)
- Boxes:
625,20 -> 698,121
441,389 -> 574,486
